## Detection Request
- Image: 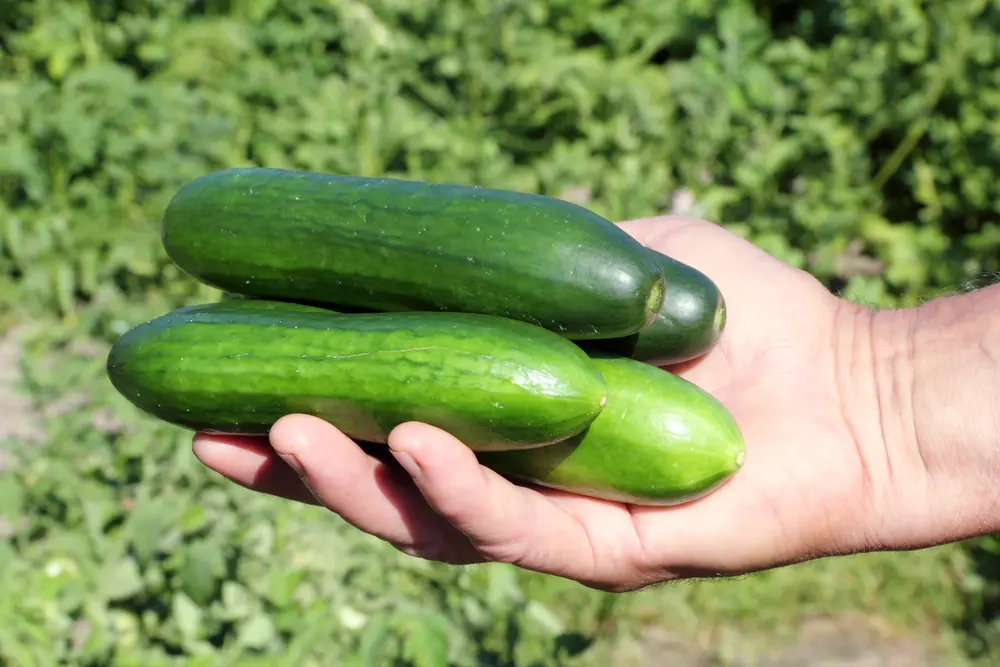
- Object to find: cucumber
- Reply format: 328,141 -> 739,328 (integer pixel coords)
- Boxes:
577,250 -> 726,366
161,168 -> 665,340
475,355 -> 744,505
106,300 -> 610,451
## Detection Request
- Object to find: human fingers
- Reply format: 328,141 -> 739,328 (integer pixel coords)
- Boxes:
387,422 -> 647,588
616,214 -> 773,281
267,414 -> 483,564
193,433 -> 322,506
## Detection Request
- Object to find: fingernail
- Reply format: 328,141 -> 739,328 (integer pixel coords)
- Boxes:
192,436 -> 225,461
392,450 -> 420,477
278,452 -> 305,476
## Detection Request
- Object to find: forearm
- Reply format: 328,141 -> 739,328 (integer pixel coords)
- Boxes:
846,283 -> 1000,548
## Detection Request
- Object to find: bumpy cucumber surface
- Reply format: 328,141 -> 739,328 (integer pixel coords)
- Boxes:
106,300 -> 609,451
476,355 -> 744,505
161,168 -> 665,339
578,250 -> 726,366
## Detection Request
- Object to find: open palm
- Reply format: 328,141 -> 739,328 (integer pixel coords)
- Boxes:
193,215 -> 875,591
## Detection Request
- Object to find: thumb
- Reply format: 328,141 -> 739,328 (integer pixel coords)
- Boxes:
386,422 -> 615,581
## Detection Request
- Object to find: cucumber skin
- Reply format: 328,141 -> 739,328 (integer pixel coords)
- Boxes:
475,355 -> 745,505
161,168 -> 665,340
105,300 -> 610,451
577,250 -> 726,366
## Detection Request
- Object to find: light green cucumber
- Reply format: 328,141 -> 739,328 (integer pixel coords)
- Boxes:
475,355 -> 745,505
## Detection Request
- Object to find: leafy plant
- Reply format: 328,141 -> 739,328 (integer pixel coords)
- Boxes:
2,0 -> 1000,664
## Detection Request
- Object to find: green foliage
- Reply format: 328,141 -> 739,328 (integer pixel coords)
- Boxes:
3,0 -> 1000,320
3,0 -> 1000,664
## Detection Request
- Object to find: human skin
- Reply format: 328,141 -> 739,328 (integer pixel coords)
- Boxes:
190,214 -> 1000,593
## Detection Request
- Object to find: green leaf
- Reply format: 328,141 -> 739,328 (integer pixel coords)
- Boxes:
0,476 -> 24,525
177,503 -> 210,535
486,564 -> 523,608
172,591 -> 203,642
100,556 -> 144,602
525,600 -> 565,636
263,567 -> 305,608
126,496 -> 180,567
351,611 -> 394,667
178,538 -> 225,607
221,580 -> 255,620
283,606 -> 338,663
237,613 -> 277,651
402,612 -> 451,667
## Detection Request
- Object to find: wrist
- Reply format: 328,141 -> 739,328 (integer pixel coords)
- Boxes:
841,284 -> 1000,549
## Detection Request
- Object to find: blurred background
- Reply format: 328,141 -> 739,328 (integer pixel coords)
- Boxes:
2,0 -> 1000,665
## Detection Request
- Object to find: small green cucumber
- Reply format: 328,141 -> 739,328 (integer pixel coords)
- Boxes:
475,355 -> 745,505
578,250 -> 726,366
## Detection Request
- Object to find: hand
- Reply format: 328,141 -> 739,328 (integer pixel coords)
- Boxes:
188,216 -> 912,591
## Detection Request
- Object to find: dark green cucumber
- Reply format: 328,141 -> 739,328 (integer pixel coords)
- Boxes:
106,300 -> 609,451
161,168 -> 665,340
577,250 -> 726,366
475,355 -> 744,505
